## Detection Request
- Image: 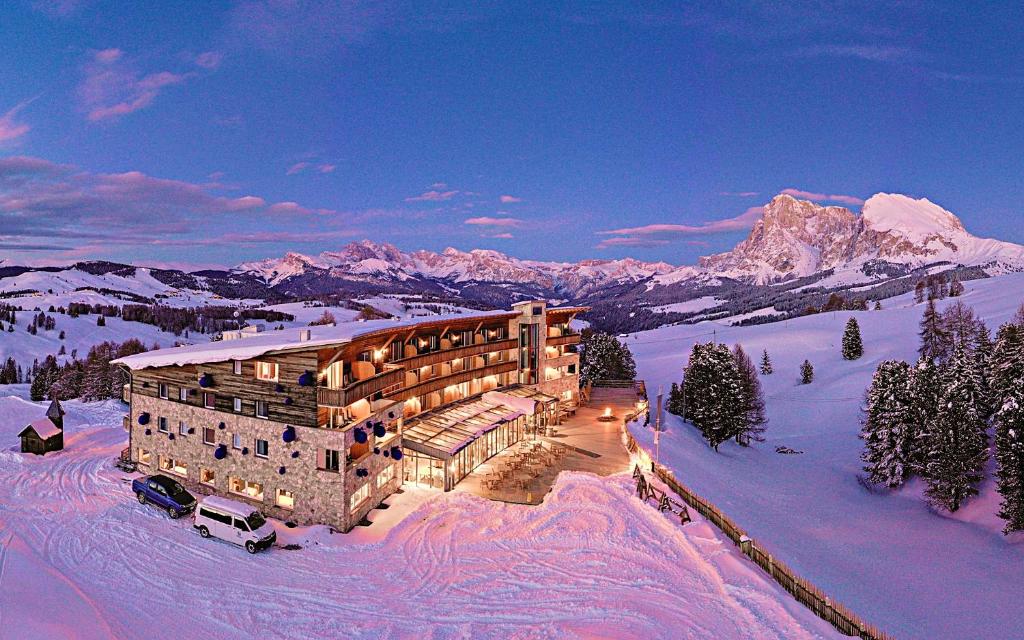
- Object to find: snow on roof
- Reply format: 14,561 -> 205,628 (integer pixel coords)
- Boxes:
199,495 -> 262,518
21,418 -> 61,440
111,309 -> 517,370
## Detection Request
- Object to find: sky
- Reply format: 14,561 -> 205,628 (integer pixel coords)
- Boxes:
2,1 -> 1024,270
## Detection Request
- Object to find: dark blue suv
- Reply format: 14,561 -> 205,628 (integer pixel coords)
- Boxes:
133,474 -> 197,519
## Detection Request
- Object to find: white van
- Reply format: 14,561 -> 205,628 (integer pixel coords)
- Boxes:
192,495 -> 276,553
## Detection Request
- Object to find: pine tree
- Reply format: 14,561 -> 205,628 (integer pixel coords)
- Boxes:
760,349 -> 773,375
874,301 -> 883,311
683,342 -> 746,451
861,360 -> 916,487
579,331 -> 637,386
948,277 -> 964,297
924,343 -> 989,512
995,378 -> 1024,533
667,381 -> 683,417
907,356 -> 942,475
733,344 -> 767,445
96,315 -> 106,327
914,280 -> 926,304
842,317 -> 864,360
992,323 -> 1024,406
800,360 -> 814,384
973,324 -> 995,420
918,299 -> 947,363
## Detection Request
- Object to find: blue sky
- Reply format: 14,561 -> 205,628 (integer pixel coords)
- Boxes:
2,1 -> 1023,269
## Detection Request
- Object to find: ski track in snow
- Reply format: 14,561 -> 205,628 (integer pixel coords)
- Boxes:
628,271 -> 1024,640
0,397 -> 836,640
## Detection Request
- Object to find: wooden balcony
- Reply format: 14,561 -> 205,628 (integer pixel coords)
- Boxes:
387,360 -> 518,401
393,337 -> 518,370
546,332 -> 581,347
317,366 -> 405,407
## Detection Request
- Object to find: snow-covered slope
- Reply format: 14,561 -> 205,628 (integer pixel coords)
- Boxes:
627,271 -> 1024,640
0,396 -> 836,639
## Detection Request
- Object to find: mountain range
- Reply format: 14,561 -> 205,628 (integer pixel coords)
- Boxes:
3,192 -> 1022,332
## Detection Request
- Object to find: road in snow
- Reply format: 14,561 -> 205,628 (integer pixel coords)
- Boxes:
0,396 -> 835,640
628,272 -> 1024,640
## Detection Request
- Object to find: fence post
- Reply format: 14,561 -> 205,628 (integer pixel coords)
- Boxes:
739,534 -> 752,557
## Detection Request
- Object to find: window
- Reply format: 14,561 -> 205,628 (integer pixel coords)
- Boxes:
255,439 -> 269,458
233,359 -> 243,375
232,433 -> 242,449
318,448 -> 341,472
376,464 -> 395,489
204,392 -> 215,409
233,517 -> 250,532
233,397 -> 242,412
228,476 -> 263,501
276,488 -> 295,510
203,427 -> 215,445
137,448 -> 152,466
200,468 -> 215,486
255,361 -> 278,381
159,455 -> 187,477
350,483 -> 371,512
179,387 -> 188,402
178,420 -> 188,436
158,416 -> 169,433
199,507 -> 231,525
255,400 -> 269,419
158,383 -> 168,399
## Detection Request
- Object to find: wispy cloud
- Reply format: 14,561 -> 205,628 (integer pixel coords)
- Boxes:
499,194 -> 522,203
595,237 -> 671,249
286,161 -> 336,176
486,232 -> 514,239
720,191 -> 758,197
780,188 -> 864,206
406,189 -> 459,202
286,162 -> 310,175
465,216 -> 524,228
194,51 -> 224,69
792,44 -> 912,63
0,101 -> 32,143
598,206 -> 763,237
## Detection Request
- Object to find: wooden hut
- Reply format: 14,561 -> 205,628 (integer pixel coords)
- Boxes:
18,399 -> 65,455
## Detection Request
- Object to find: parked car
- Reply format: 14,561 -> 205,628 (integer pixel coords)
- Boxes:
132,474 -> 196,519
192,496 -> 276,554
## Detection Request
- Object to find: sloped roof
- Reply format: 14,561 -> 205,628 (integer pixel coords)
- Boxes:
19,418 -> 61,440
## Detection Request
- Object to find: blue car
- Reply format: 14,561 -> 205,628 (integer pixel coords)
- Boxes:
133,474 -> 197,519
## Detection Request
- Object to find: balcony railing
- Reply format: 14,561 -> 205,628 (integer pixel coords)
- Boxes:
387,360 -> 518,401
317,365 -> 405,407
393,337 -> 518,370
546,332 -> 581,347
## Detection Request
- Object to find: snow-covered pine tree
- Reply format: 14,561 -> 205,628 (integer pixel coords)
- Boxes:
683,342 -> 745,450
918,299 -> 948,363
800,360 -> 814,384
924,343 -> 989,512
732,344 -> 767,445
992,322 -> 1024,407
861,360 -> 916,487
995,377 -> 1024,533
842,317 -> 864,360
907,356 -> 942,476
948,277 -> 964,297
579,331 -> 637,386
973,324 -> 996,420
874,301 -> 883,311
667,381 -> 683,417
760,349 -> 773,375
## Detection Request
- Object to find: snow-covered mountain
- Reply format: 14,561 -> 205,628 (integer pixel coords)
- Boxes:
700,193 -> 1024,283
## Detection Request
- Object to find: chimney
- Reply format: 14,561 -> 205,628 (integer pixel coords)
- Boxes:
298,329 -> 312,342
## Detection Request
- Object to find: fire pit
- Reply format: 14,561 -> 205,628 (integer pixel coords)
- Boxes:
597,407 -> 617,422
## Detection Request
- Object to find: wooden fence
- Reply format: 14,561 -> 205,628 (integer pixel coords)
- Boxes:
625,431 -> 896,640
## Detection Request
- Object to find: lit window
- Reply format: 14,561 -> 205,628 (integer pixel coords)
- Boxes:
137,448 -> 152,466
158,383 -> 168,399
159,455 -> 187,477
178,421 -> 188,435
350,482 -> 371,512
255,439 -> 269,458
179,387 -> 188,401
255,361 -> 279,381
255,400 -> 269,419
376,464 -> 395,489
228,476 -> 264,501
158,416 -> 169,433
276,488 -> 295,510
233,397 -> 242,412
203,427 -> 215,445
204,392 -> 215,409
233,359 -> 243,375
232,433 -> 242,449
200,468 -> 215,486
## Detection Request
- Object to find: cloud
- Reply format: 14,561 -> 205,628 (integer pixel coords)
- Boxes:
194,51 -> 224,69
464,216 -> 524,228
595,237 -> 671,249
286,162 -> 310,175
0,101 -> 32,143
499,194 -> 522,203
95,48 -> 123,63
406,189 -> 459,202
318,164 -> 336,173
780,188 -> 864,206
598,206 -> 764,237
0,155 -> 342,256
720,191 -> 758,197
484,232 -> 514,239
792,44 -> 912,63
287,161 -> 336,175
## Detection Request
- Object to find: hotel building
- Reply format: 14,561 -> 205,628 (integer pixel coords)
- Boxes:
114,301 -> 586,532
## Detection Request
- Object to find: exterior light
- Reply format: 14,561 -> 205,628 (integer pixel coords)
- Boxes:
604,407 -> 612,417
